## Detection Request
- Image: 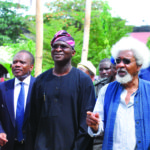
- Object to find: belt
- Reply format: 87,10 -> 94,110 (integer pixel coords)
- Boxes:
14,139 -> 25,145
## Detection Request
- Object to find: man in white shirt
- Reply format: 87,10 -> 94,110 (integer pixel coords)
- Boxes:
0,50 -> 35,150
86,37 -> 150,150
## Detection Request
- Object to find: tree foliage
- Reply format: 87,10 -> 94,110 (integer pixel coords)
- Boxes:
1,38 -> 36,78
147,37 -> 150,49
0,1 -> 27,45
2,0 -> 133,76
34,0 -> 132,73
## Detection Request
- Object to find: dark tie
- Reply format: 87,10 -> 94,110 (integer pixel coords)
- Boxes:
16,82 -> 25,141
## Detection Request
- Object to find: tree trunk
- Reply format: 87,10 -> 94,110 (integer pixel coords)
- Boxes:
81,0 -> 92,62
35,0 -> 43,77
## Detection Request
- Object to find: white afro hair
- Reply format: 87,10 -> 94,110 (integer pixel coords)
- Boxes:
111,36 -> 150,69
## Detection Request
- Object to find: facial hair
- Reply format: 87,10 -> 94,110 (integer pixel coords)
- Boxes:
116,69 -> 133,84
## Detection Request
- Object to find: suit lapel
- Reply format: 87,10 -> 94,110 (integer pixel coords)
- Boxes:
23,76 -> 35,126
5,79 -> 15,127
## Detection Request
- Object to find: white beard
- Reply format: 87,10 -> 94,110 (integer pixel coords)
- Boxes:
116,72 -> 133,84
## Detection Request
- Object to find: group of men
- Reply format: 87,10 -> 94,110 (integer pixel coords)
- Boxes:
0,30 -> 150,150
0,30 -> 95,150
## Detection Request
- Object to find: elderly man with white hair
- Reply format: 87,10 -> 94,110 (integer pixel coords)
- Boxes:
86,37 -> 150,150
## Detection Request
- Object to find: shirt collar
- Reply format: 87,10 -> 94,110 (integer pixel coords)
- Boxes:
14,75 -> 31,86
121,89 -> 137,107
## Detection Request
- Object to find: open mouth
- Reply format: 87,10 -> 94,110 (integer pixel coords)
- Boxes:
117,69 -> 127,77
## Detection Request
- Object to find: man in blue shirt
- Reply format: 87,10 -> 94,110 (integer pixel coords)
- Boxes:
87,37 -> 150,150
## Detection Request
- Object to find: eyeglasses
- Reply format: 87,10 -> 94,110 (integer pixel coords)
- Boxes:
115,58 -> 131,64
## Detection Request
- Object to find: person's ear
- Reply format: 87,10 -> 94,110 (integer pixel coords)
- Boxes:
91,75 -> 95,82
72,50 -> 76,56
137,64 -> 142,73
29,64 -> 34,72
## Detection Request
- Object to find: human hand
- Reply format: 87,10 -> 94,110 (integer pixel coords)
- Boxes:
0,133 -> 8,146
86,111 -> 100,132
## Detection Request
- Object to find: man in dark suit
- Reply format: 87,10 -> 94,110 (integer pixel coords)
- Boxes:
0,50 -> 35,150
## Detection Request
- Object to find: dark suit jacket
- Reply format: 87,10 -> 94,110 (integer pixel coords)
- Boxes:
0,76 -> 35,150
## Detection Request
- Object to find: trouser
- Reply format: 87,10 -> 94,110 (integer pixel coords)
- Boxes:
13,140 -> 25,150
93,135 -> 103,150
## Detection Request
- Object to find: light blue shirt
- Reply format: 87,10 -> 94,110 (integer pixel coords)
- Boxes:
88,84 -> 137,150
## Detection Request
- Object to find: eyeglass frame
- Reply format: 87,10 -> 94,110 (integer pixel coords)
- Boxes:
115,58 -> 136,65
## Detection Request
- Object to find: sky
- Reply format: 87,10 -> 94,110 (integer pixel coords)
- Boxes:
13,0 -> 150,27
106,0 -> 150,26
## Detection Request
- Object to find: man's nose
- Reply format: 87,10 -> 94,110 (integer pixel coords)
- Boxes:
116,61 -> 125,68
102,69 -> 107,73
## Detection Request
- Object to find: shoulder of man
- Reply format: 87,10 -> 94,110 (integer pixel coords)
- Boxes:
74,67 -> 94,86
75,67 -> 91,79
36,69 -> 52,80
30,75 -> 35,79
0,78 -> 14,90
94,78 -> 108,86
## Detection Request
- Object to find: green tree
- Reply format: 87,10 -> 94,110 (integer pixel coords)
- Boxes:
147,37 -> 150,49
89,2 -> 133,69
1,39 -> 36,78
27,0 -> 133,74
0,1 -> 27,45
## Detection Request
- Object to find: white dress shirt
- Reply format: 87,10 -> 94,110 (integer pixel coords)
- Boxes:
88,84 -> 137,150
14,75 -> 31,118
